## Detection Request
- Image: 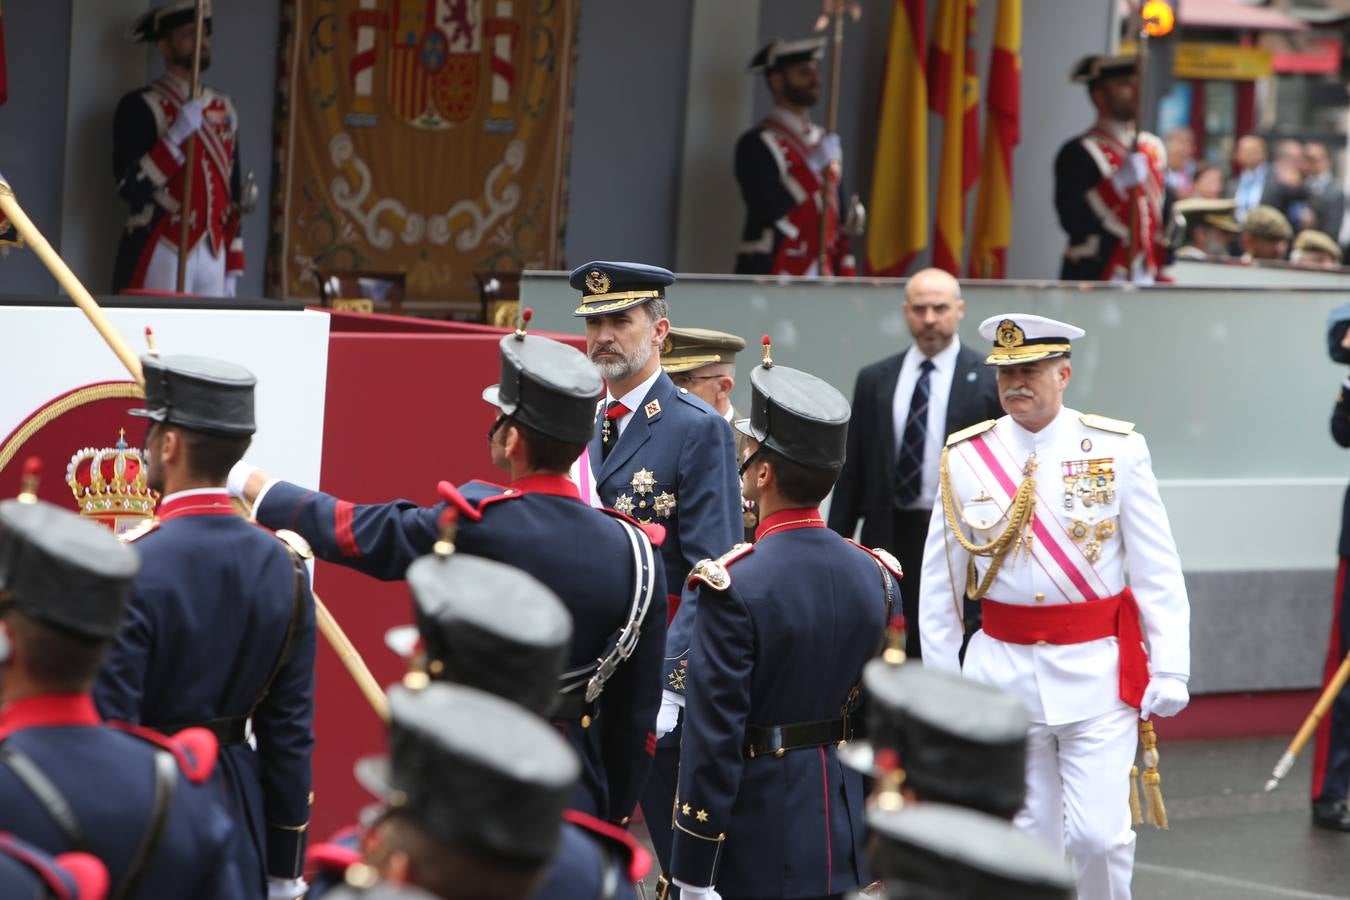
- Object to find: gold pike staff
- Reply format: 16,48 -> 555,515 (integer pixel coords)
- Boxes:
1264,649 -> 1350,793
0,170 -> 390,724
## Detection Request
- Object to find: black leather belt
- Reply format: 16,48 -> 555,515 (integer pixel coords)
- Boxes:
154,716 -> 250,747
553,693 -> 596,724
745,717 -> 850,759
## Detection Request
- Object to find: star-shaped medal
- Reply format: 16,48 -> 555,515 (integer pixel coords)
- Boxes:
653,491 -> 677,518
631,468 -> 656,495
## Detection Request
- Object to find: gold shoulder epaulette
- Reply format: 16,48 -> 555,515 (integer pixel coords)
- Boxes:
1080,413 -> 1135,435
868,546 -> 904,580
274,528 -> 315,561
945,419 -> 997,447
119,519 -> 160,544
687,542 -> 754,592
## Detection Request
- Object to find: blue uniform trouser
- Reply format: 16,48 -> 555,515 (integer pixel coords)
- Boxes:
639,722 -> 681,879
1313,557 -> 1350,804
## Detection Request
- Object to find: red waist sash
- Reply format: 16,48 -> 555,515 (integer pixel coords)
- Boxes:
981,588 -> 1149,709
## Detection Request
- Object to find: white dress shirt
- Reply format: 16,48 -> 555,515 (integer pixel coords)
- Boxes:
606,366 -> 663,440
891,337 -> 961,510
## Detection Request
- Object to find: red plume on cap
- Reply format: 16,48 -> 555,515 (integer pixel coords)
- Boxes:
17,457 -> 41,502
515,306 -> 533,339
144,326 -> 159,357
761,334 -> 773,368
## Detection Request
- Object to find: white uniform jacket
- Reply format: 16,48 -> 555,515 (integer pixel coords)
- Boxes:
919,406 -> 1190,725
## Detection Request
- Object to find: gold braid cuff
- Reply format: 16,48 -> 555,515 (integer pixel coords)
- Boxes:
938,446 -> 1037,600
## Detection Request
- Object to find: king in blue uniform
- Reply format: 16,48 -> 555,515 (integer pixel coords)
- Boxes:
93,355 -> 316,899
0,484 -> 247,898
570,262 -> 743,875
234,319 -> 667,826
668,342 -> 895,900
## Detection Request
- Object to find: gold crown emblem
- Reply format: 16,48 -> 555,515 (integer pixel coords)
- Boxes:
585,269 -> 611,295
67,429 -> 159,533
995,319 -> 1025,348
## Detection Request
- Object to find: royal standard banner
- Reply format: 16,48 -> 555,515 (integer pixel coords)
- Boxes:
268,0 -> 578,304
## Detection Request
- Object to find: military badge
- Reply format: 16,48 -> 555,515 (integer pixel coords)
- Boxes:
996,319 -> 1025,348
614,494 -> 634,516
1061,458 -> 1116,511
645,399 -> 661,418
585,269 -> 610,295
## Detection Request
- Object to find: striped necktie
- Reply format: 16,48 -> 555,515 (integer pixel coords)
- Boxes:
894,359 -> 934,506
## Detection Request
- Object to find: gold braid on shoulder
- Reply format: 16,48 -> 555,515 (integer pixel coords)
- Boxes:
938,446 -> 1037,599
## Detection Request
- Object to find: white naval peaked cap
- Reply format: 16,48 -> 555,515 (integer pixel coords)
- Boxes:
978,313 -> 1085,367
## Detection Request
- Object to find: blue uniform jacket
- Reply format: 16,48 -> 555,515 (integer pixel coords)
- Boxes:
94,495 -> 317,892
670,511 -> 895,897
253,474 -> 667,823
585,372 -> 741,697
0,694 -> 246,898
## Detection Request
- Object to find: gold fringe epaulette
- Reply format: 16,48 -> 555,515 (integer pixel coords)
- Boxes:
687,542 -> 754,591
119,519 -> 160,544
1080,413 -> 1135,435
945,419 -> 997,447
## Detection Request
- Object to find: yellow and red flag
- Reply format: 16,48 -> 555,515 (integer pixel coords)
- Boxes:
970,0 -> 1021,279
865,0 -> 927,276
930,0 -> 980,275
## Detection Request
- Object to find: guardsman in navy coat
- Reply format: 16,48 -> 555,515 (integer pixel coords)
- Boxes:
92,356 -> 316,899
841,660 -> 1029,820
0,487 -> 247,898
348,683 -> 580,899
867,805 -> 1074,900
0,832 -> 109,900
668,343 -> 896,900
569,262 -> 742,875
1314,307 -> 1350,832
304,550 -> 651,899
234,321 -> 666,825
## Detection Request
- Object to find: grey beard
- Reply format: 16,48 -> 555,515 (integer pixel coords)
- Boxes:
592,342 -> 652,383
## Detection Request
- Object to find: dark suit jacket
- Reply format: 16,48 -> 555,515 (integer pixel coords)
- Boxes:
1333,383 -> 1350,557
827,343 -> 1002,549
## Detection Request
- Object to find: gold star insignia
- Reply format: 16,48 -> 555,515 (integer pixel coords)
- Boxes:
696,809 -> 709,822
682,803 -> 691,816
667,668 -> 686,691
631,469 -> 656,495
653,491 -> 677,518
615,494 -> 634,516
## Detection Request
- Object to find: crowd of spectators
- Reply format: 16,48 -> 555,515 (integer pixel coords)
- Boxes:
1166,128 -> 1347,270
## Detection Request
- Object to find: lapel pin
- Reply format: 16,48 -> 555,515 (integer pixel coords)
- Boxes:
645,399 -> 661,418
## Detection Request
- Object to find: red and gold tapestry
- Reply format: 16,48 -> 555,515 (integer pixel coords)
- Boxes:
267,0 -> 578,305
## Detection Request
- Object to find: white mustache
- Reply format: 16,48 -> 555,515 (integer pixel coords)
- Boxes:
590,345 -> 620,360
1002,387 -> 1035,400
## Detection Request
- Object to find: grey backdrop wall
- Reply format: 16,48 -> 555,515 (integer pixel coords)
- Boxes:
1,1 -> 1125,295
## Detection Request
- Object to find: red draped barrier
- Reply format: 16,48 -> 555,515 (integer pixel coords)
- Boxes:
309,310 -> 585,835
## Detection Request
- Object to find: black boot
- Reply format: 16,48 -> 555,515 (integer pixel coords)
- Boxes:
1312,799 -> 1350,832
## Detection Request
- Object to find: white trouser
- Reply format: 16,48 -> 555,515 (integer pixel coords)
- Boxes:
1014,705 -> 1138,900
142,237 -> 226,296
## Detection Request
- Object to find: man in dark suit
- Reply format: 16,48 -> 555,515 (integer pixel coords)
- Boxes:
827,268 -> 1001,659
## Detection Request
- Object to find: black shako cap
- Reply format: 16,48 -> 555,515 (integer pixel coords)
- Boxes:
130,354 -> 257,436
406,552 -> 572,717
0,498 -> 140,639
737,361 -> 850,471
482,332 -> 603,446
868,804 -> 1075,900
859,661 -> 1029,818
360,684 -> 579,865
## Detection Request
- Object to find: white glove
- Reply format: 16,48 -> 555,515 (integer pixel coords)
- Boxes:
1110,150 -> 1150,194
223,273 -> 239,298
226,460 -> 259,499
165,99 -> 204,146
673,880 -> 722,900
1139,675 -> 1189,720
808,132 -> 843,174
266,877 -> 308,900
655,693 -> 682,739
